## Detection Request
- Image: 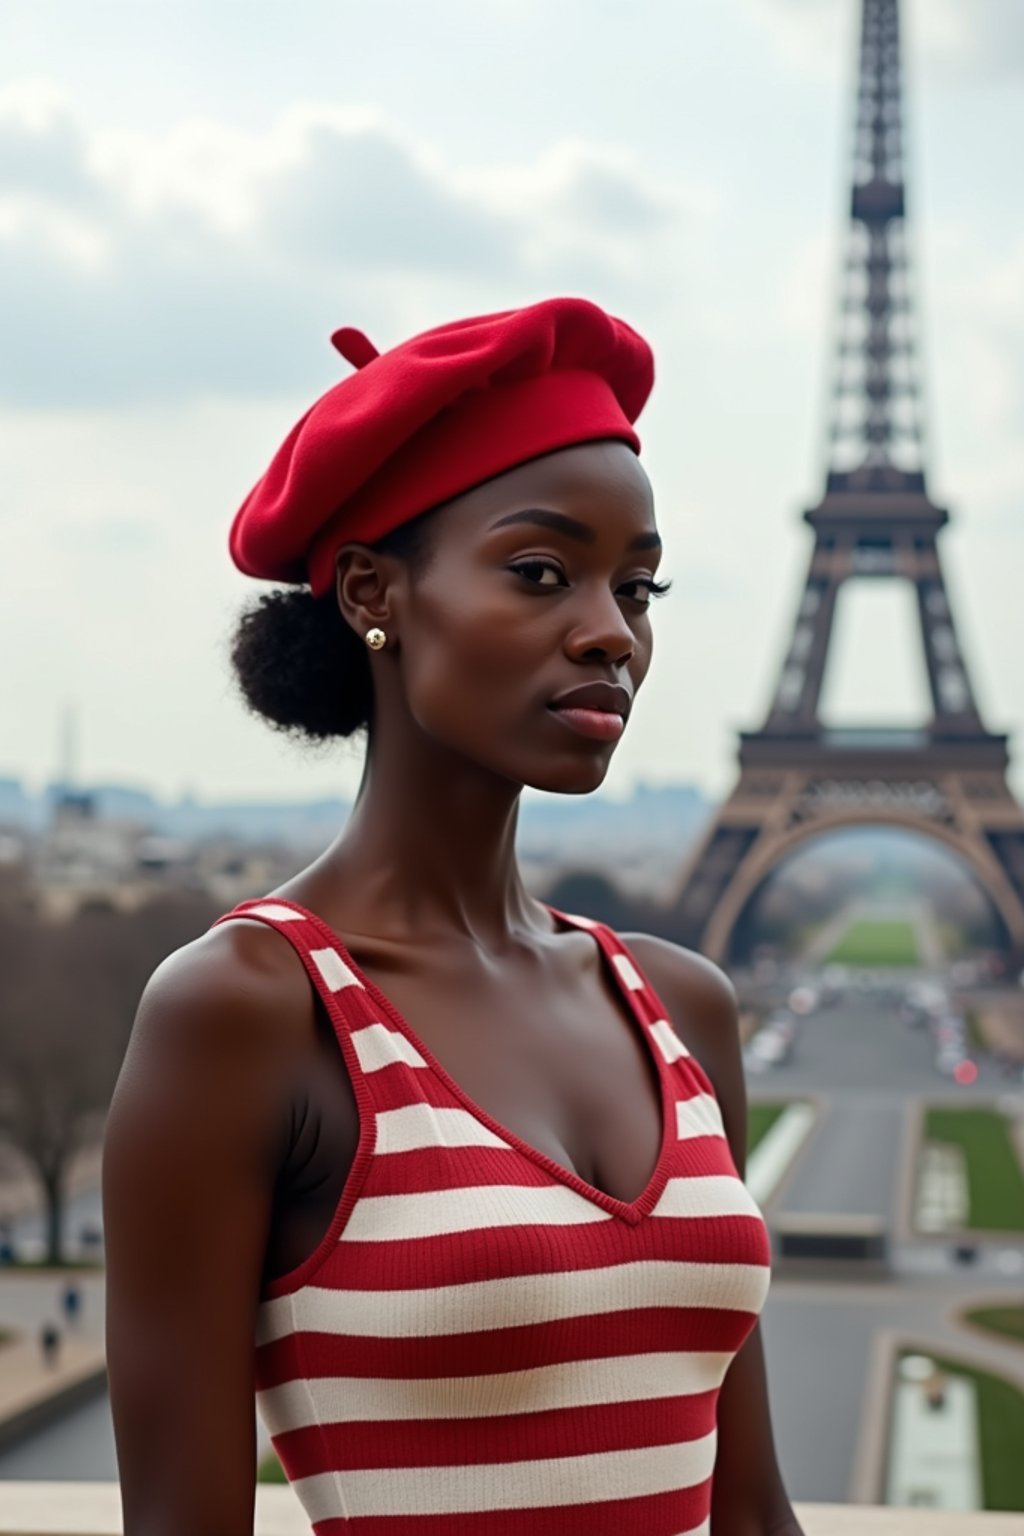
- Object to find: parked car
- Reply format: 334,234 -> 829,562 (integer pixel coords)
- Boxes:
743,1013 -> 798,1073
935,1045 -> 965,1076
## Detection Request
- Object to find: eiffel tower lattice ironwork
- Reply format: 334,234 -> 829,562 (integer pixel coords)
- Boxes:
669,0 -> 1024,965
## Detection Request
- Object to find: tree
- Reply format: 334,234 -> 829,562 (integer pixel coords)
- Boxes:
0,891 -> 220,1263
543,868 -> 681,941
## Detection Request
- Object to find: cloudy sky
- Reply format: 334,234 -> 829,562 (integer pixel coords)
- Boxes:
3,0 -> 1023,808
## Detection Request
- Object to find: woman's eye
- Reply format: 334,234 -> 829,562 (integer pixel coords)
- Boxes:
509,560 -> 566,588
619,580 -> 652,606
509,563 -> 672,606
619,577 -> 671,607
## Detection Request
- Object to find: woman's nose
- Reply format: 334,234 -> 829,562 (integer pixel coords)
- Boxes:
564,587 -> 636,666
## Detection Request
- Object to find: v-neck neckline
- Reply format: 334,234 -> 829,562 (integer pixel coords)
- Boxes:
264,896 -> 676,1227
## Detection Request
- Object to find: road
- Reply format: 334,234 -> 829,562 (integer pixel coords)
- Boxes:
749,983 -> 1024,1503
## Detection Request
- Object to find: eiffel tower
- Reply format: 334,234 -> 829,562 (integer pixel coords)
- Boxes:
669,0 -> 1024,967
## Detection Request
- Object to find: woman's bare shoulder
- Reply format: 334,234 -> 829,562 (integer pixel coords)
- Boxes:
136,912 -> 319,1055
105,913 -> 323,1227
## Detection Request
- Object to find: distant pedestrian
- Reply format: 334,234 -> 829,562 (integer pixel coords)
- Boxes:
0,1220 -> 13,1265
39,1320 -> 61,1368
923,1366 -> 947,1411
60,1279 -> 82,1329
78,1220 -> 103,1254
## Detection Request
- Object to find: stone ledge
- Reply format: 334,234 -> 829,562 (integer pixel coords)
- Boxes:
0,1486 -> 1021,1534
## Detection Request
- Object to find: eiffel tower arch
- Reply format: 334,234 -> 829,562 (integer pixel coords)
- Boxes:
669,0 -> 1024,968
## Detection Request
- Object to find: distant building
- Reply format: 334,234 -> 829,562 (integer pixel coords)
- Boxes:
0,823 -> 30,911
27,788 -> 300,922
0,771 -> 718,922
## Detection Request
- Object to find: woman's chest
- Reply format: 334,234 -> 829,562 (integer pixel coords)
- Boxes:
263,954 -> 667,1285
255,944 -> 770,1362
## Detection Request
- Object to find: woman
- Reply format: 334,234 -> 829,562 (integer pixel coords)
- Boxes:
102,297 -> 803,1535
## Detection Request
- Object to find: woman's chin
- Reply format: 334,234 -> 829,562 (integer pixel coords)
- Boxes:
525,757 -> 612,797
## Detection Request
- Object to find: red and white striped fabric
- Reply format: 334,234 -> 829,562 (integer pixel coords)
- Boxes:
210,896 -> 772,1534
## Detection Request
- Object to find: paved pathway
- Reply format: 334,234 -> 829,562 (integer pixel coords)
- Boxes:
887,1360 -> 981,1509
0,1265 -> 273,1479
762,1273 -> 1024,1504
0,1267 -> 109,1475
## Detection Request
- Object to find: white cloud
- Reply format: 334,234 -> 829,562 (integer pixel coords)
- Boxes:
917,0 -> 1024,79
0,85 -> 710,409
0,79 -> 97,201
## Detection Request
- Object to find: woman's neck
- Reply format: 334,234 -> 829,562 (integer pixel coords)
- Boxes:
316,743 -> 548,952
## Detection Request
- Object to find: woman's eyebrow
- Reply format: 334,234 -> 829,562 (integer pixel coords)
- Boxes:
488,508 -> 661,552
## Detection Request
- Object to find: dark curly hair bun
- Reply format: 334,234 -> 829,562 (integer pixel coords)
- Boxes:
229,586 -> 370,744
226,505 -> 438,746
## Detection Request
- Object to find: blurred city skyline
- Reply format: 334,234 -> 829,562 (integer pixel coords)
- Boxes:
3,0 -> 1023,806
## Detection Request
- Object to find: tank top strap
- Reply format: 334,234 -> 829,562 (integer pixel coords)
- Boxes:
209,895 -> 374,1021
543,900 -> 667,1028
544,902 -> 717,1095
208,895 -> 439,1112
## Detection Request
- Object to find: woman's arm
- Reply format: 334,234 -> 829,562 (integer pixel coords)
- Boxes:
622,933 -> 806,1536
102,926 -> 303,1536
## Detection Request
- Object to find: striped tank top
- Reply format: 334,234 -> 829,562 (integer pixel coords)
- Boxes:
211,895 -> 772,1535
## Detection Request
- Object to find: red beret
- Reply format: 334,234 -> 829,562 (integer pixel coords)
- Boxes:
228,296 -> 654,598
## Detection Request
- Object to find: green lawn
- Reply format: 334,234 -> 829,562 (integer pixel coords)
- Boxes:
257,1448 -> 287,1483
748,1103 -> 789,1155
964,1307 -> 1024,1346
902,1351 -> 1024,1511
826,919 -> 919,966
924,1107 -> 1024,1231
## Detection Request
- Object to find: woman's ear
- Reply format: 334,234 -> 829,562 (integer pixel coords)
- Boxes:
334,543 -> 396,636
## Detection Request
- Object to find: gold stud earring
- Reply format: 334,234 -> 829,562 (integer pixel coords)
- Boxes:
365,627 -> 387,650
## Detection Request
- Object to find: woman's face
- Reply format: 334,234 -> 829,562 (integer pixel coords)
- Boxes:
365,439 -> 663,795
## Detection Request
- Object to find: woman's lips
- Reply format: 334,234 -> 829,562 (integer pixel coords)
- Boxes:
547,705 -> 625,741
